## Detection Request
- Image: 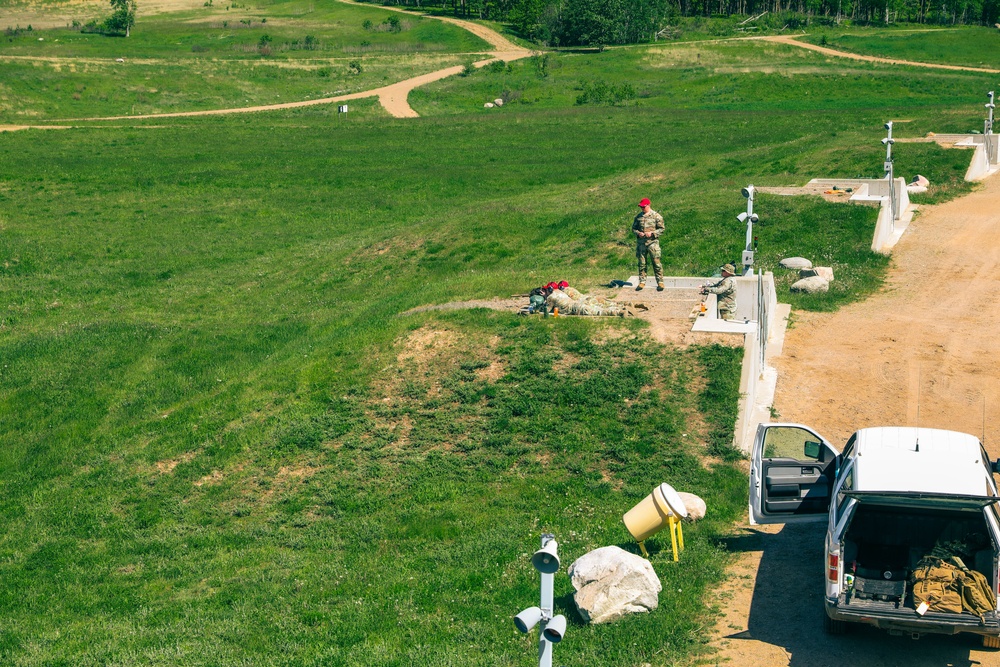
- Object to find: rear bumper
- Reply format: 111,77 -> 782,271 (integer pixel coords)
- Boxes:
826,597 -> 1000,636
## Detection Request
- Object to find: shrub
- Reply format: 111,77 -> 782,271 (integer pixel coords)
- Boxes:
348,60 -> 362,74
460,62 -> 476,77
191,44 -> 207,52
575,80 -> 635,106
486,59 -> 506,74
500,89 -> 522,105
362,19 -> 372,30
533,53 -> 549,77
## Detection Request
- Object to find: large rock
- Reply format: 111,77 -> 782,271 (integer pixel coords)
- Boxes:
799,266 -> 834,282
494,98 -> 504,106
779,257 -> 812,270
676,492 -> 706,521
569,546 -> 661,624
790,276 -> 829,293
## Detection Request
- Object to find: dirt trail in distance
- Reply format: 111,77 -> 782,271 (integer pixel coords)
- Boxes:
762,34 -> 1000,73
708,173 -> 1000,666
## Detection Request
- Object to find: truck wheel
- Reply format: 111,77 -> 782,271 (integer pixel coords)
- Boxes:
983,635 -> 1000,649
823,613 -> 849,635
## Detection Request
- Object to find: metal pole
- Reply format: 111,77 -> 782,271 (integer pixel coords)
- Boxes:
883,122 -> 897,222
538,534 -> 554,667
986,91 -> 996,166
740,185 -> 756,276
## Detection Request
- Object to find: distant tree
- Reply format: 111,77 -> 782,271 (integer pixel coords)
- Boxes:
509,0 -> 546,37
105,0 -> 137,36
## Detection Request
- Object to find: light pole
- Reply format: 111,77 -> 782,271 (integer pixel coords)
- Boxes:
882,122 -> 897,222
514,534 -> 567,667
986,91 -> 995,166
738,185 -> 759,276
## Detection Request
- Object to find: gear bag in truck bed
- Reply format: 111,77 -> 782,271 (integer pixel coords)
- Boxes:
912,556 -> 996,618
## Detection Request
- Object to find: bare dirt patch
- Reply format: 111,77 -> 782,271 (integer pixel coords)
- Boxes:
155,450 -> 198,474
396,326 -> 461,366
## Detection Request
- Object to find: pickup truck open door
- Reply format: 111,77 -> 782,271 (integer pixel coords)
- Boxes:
750,422 -> 840,525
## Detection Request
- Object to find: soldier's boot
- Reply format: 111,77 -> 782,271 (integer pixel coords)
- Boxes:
656,281 -> 665,292
635,282 -> 644,291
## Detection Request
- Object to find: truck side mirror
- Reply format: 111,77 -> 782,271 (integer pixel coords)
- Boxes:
992,459 -> 1000,474
804,441 -> 821,460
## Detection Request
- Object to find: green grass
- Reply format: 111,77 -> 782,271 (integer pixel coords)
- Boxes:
800,26 -> 1000,69
0,0 -> 490,59
0,17 -> 994,665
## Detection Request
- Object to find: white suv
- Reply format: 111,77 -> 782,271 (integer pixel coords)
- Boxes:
749,423 -> 1000,643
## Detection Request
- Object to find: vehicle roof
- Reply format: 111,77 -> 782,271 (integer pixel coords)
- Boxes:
852,427 -> 992,496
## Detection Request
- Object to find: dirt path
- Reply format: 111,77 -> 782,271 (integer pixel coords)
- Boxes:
762,34 -> 1000,74
708,173 -> 1000,665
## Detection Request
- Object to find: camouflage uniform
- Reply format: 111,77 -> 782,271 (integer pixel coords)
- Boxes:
632,209 -> 665,285
704,276 -> 736,319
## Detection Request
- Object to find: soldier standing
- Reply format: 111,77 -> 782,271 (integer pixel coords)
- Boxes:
701,263 -> 737,320
632,197 -> 665,291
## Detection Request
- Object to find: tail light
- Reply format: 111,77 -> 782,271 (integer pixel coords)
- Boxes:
827,553 -> 840,583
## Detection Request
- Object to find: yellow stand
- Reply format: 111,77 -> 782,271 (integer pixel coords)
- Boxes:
667,514 -> 684,562
636,515 -> 684,561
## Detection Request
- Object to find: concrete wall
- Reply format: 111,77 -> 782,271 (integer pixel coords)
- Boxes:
732,271 -> 777,330
965,141 -> 1000,181
734,327 -> 762,452
870,178 -> 910,253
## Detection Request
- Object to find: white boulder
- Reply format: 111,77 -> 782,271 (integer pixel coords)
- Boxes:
799,266 -> 834,282
790,276 -> 829,293
494,98 -> 504,106
676,492 -> 706,521
569,546 -> 661,624
483,102 -> 494,108
779,257 -> 812,270
912,174 -> 929,187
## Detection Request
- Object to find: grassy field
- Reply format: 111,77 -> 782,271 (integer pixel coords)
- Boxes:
0,0 -> 490,58
413,38 -> 998,114
0,0 -> 488,117
0,10 -> 993,665
800,26 -> 1000,69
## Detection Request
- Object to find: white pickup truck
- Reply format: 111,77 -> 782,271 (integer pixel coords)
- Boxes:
749,423 -> 1000,645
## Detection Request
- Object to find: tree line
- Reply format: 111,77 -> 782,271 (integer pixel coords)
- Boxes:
357,0 -> 1000,44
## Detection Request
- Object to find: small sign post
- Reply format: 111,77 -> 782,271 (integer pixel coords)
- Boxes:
338,105 -> 348,122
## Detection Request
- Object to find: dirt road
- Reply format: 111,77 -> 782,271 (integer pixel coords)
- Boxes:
709,167 -> 1000,665
763,35 -> 1000,74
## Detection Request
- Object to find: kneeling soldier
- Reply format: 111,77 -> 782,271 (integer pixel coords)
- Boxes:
701,263 -> 737,319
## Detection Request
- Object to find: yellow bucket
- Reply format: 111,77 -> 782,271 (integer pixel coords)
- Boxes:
623,483 -> 687,542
